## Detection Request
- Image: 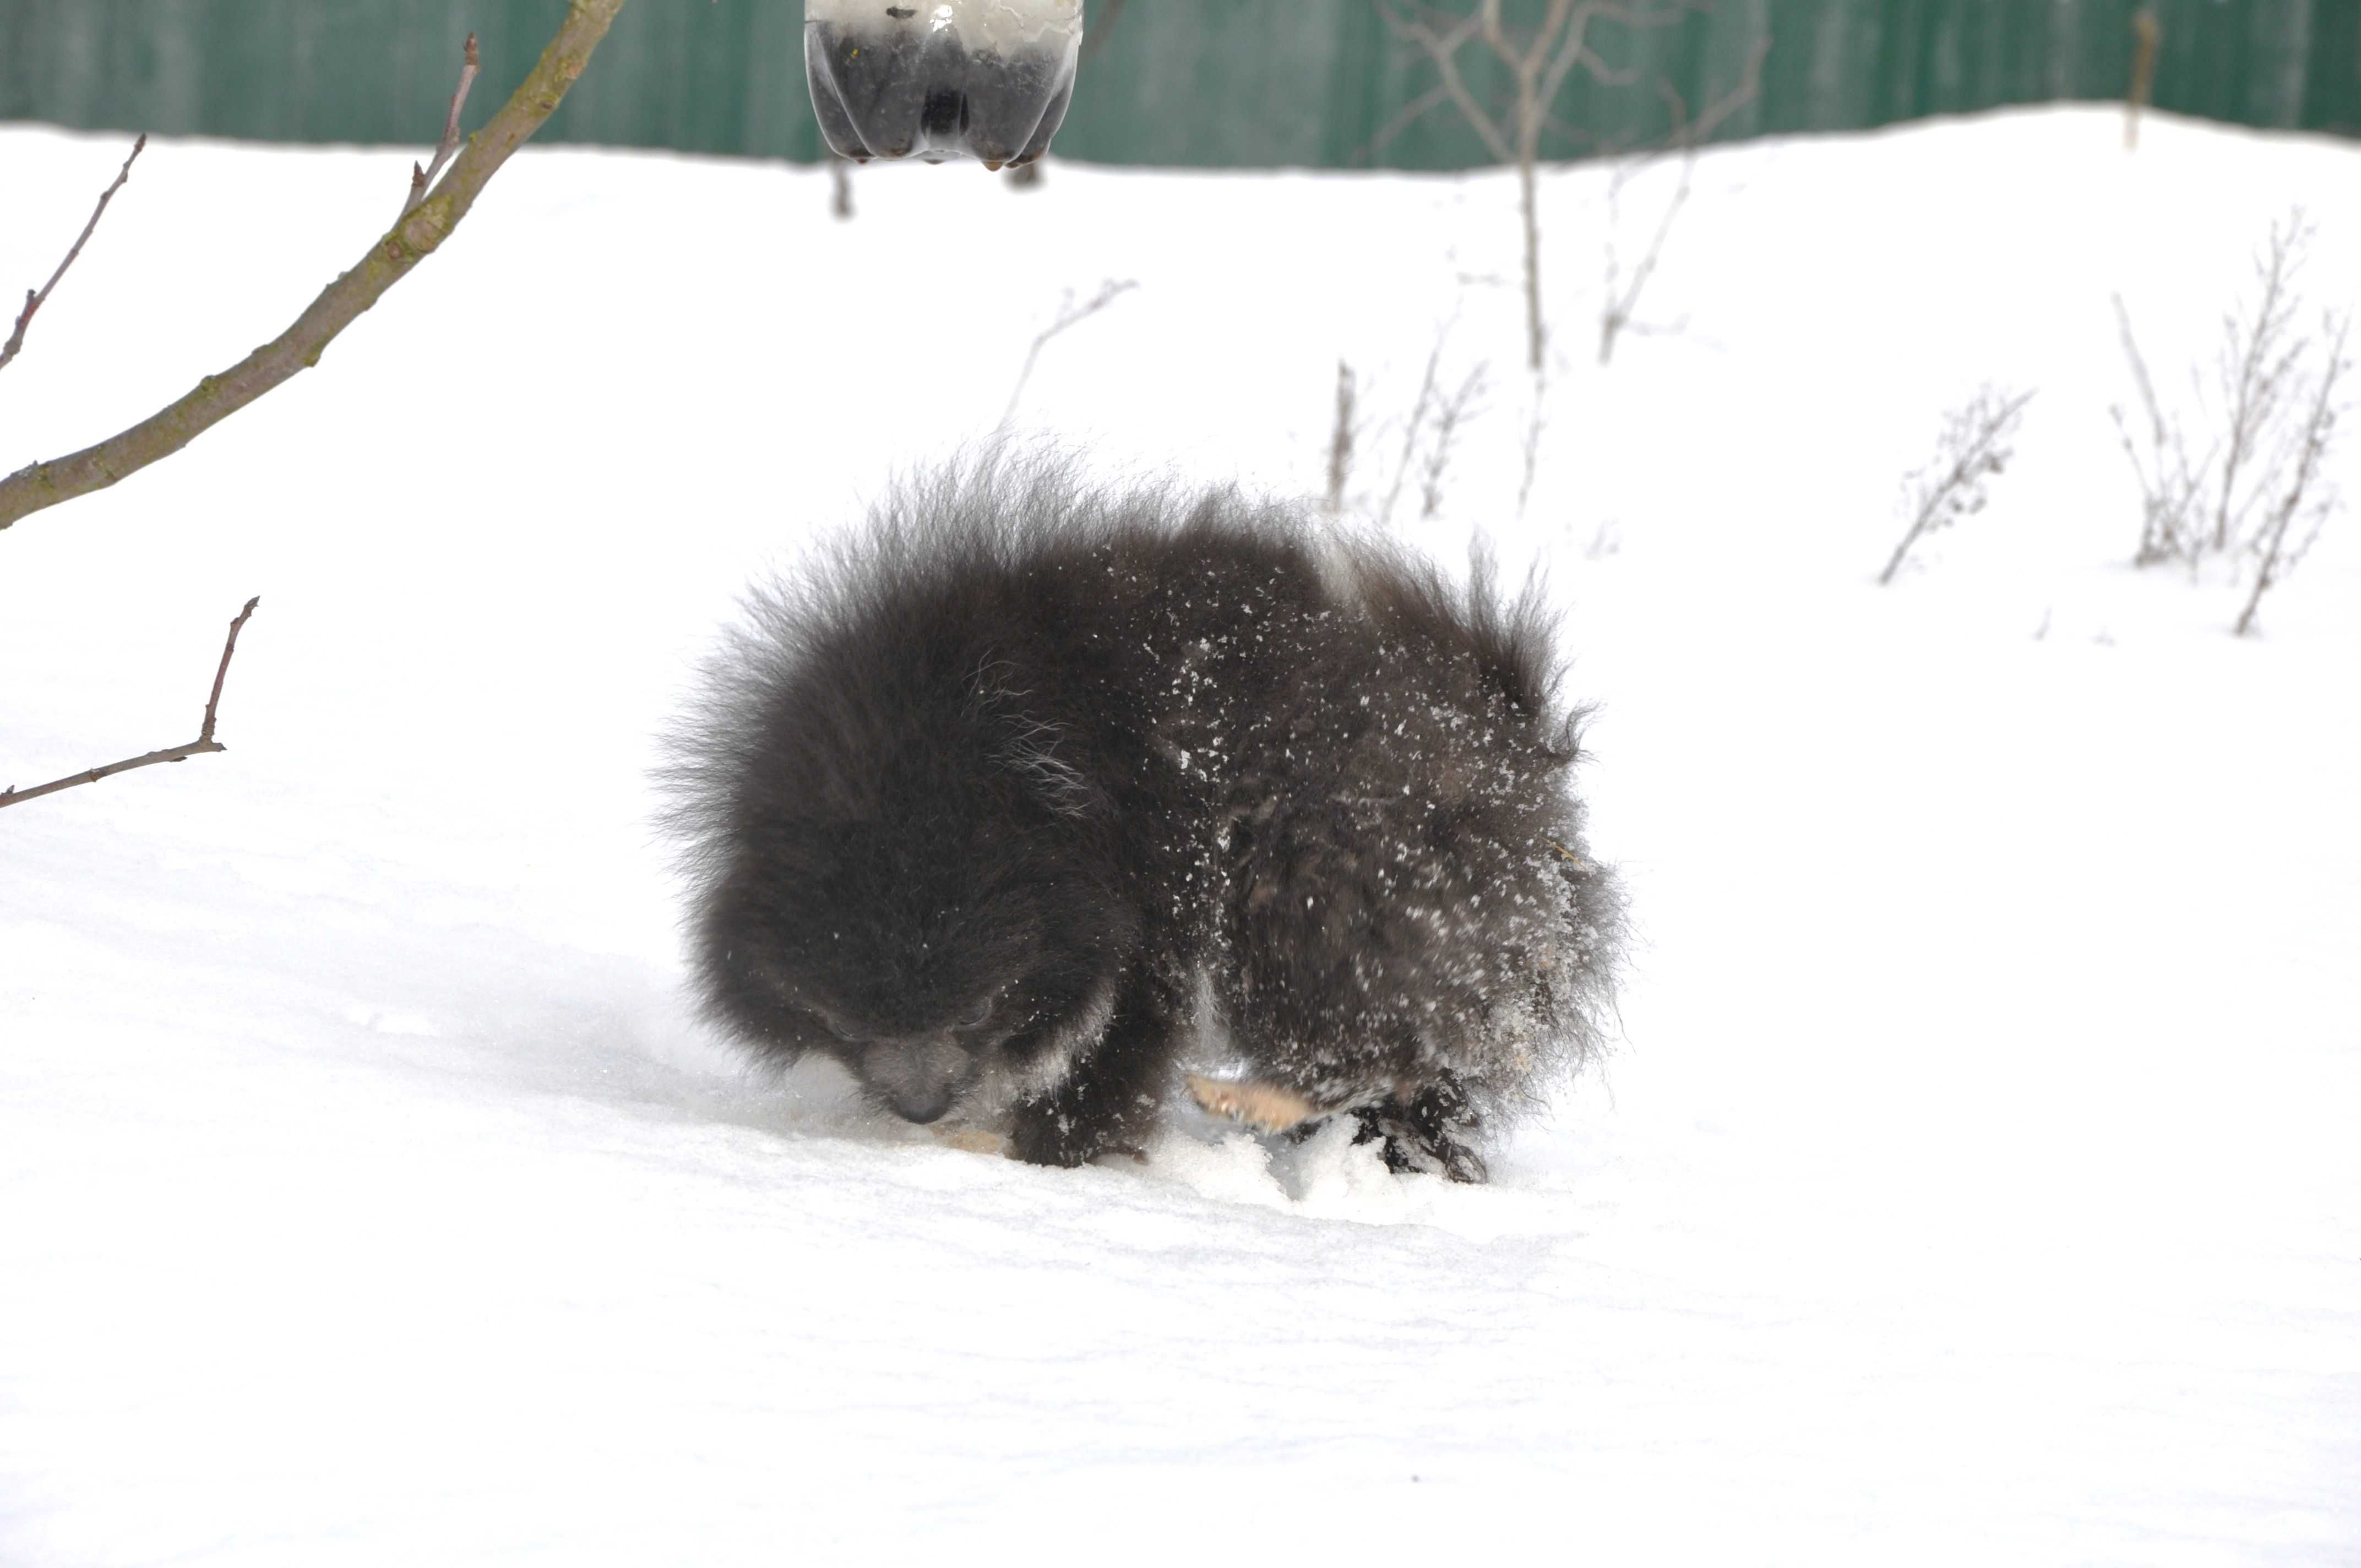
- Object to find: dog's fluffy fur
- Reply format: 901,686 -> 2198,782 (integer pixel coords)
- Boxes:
663,462 -> 1622,1180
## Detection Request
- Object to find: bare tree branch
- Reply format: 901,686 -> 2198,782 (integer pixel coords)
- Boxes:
1378,3 -> 1513,163
0,0 -> 634,533
1,597 -> 260,812
1359,83 -> 1455,163
0,134 -> 147,377
999,280 -> 1138,428
405,32 -> 483,218
1379,0 -> 1706,373
1600,37 -> 1765,363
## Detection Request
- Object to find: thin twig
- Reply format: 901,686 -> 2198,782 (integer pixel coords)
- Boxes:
2211,211 -> 2309,552
0,597 -> 260,812
1601,38 -> 1765,364
2110,291 -> 2215,565
2235,311 -> 2349,636
405,32 -> 482,217
1878,387 -> 2034,585
1381,326 -> 1450,527
999,280 -> 1138,428
1,0 -> 634,532
1420,363 -> 1488,519
1326,359 -> 1359,514
1516,365 -> 1549,518
0,134 -> 147,376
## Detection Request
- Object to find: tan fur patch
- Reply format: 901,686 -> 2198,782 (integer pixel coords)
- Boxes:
932,1126 -> 1010,1156
1184,1072 -> 1318,1133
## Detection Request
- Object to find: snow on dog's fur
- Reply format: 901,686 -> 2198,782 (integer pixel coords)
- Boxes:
662,459 -> 1623,1179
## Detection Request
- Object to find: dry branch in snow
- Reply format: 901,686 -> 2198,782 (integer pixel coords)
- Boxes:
1878,386 -> 2034,585
2111,293 -> 2215,567
2209,212 -> 2310,554
2110,209 -> 2348,624
2235,313 -> 2349,636
0,134 -> 146,377
0,598 -> 260,812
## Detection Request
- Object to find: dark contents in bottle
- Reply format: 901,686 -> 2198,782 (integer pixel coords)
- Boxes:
806,17 -> 1075,167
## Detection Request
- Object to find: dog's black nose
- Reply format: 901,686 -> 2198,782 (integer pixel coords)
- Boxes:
862,1038 -> 971,1125
804,0 -> 1082,168
889,1085 -> 956,1125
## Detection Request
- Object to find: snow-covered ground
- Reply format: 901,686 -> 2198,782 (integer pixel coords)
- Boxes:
2,106 -> 2355,1564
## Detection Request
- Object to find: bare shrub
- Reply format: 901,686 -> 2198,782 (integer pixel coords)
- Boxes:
2111,293 -> 2215,567
1362,328 -> 1490,529
1323,329 -> 1490,528
1419,363 -> 1488,519
1598,41 -> 1764,365
2204,214 -> 2315,554
1878,386 -> 2035,586
2110,211 -> 2351,628
2235,314 -> 2350,636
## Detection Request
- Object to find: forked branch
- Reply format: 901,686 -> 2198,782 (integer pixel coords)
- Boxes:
0,0 -> 634,532
405,32 -> 483,217
0,597 -> 261,811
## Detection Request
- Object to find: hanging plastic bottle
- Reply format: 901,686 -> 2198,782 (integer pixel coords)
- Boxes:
806,1 -> 1084,169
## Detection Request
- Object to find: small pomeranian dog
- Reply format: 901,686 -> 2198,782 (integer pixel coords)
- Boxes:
663,461 -> 1621,1181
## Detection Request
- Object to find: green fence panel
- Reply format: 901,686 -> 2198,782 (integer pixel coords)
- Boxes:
3,1 -> 2356,167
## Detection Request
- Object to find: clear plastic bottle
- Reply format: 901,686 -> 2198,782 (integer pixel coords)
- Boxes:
805,1 -> 1084,168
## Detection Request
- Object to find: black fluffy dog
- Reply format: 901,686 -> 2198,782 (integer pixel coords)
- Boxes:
665,464 -> 1621,1181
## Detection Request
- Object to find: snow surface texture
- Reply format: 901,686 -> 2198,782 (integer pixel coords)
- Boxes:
2,109 -> 2357,1564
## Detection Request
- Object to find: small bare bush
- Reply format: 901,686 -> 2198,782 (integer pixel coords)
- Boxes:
1419,363 -> 1488,519
2235,314 -> 2350,636
2112,293 -> 2215,567
2110,211 -> 2351,629
1323,330 -> 1490,528
1878,385 -> 2034,586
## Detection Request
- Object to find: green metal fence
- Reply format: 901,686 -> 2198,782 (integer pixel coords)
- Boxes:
3,1 -> 2355,168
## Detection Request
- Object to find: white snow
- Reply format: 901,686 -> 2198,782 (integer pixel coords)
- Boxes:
2,107 -> 2356,1564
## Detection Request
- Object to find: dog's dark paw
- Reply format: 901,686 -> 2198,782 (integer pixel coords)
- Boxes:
1350,1074 -> 1488,1184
